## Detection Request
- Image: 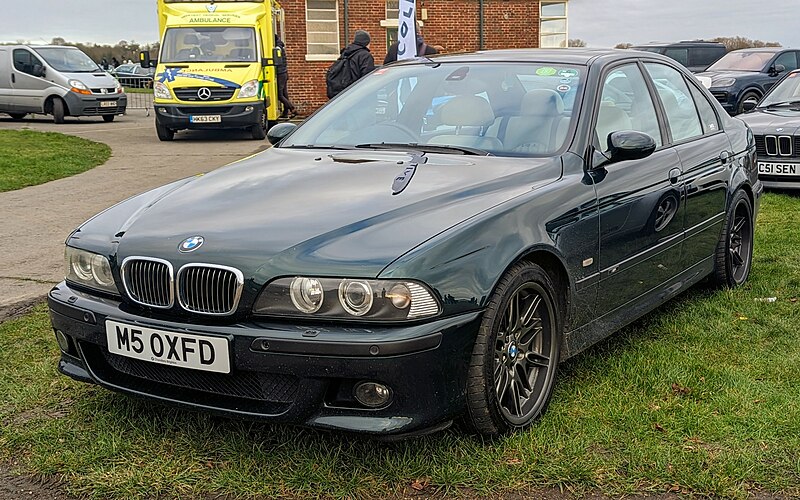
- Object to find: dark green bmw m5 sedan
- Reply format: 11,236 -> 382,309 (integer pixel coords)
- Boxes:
49,49 -> 762,437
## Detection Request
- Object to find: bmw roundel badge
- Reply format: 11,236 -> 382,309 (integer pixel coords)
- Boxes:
179,236 -> 205,253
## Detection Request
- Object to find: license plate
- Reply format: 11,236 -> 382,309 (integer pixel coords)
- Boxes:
190,115 -> 222,123
105,320 -> 230,374
758,161 -> 799,176
99,100 -> 117,108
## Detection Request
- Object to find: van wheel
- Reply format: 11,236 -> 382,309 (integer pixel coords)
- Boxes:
251,109 -> 267,140
712,190 -> 754,288
9,113 -> 26,120
102,115 -> 115,123
155,117 -> 175,141
52,98 -> 66,124
465,261 -> 562,437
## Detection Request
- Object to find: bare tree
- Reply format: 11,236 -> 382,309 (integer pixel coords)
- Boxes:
712,36 -> 782,52
51,37 -> 66,46
615,42 -> 633,49
568,38 -> 587,47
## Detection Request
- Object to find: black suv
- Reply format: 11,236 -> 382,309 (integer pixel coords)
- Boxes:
632,41 -> 726,72
697,47 -> 800,115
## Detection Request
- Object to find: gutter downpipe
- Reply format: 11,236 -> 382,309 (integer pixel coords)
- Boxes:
478,0 -> 485,50
344,0 -> 350,45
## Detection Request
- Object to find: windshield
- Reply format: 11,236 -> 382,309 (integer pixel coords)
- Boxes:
161,27 -> 257,63
707,51 -> 774,72
282,62 -> 585,157
760,72 -> 800,107
33,47 -> 100,73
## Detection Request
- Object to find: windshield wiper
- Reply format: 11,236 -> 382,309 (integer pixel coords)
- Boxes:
764,100 -> 800,109
355,142 -> 491,156
282,144 -> 358,150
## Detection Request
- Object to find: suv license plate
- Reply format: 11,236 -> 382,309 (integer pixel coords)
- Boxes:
105,320 -> 230,374
758,161 -> 799,176
190,115 -> 222,123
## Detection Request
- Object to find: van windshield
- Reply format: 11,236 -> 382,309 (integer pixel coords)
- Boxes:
161,27 -> 258,63
33,47 -> 101,73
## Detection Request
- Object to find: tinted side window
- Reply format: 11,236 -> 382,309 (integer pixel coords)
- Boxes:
774,52 -> 799,72
595,64 -> 662,150
690,47 -> 724,67
664,48 -> 689,66
12,49 -> 40,75
645,63 -> 703,142
687,83 -> 720,134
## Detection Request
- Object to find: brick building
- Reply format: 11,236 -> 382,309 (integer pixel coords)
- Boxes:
278,0 -> 569,113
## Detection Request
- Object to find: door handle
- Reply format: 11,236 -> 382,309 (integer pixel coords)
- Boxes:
11,73 -> 14,84
668,168 -> 681,184
720,151 -> 731,164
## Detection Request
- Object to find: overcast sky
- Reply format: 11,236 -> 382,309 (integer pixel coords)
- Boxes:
1,0 -> 798,48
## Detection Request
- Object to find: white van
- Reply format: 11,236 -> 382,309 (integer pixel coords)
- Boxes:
0,45 -> 128,123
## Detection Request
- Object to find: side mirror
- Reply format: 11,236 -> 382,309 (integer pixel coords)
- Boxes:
267,122 -> 297,145
770,64 -> 786,76
139,50 -> 151,68
600,130 -> 657,166
742,97 -> 759,112
33,64 -> 46,78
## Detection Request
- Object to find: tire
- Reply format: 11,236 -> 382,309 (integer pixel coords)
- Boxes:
52,98 -> 66,124
712,190 -> 754,288
102,115 -> 115,123
251,108 -> 267,140
466,261 -> 562,437
737,90 -> 760,115
9,113 -> 26,120
155,117 -> 175,141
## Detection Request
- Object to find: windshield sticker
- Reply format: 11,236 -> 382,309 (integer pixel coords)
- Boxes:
536,67 -> 558,77
558,69 -> 579,78
156,68 -> 241,88
557,84 -> 571,93
560,78 -> 573,84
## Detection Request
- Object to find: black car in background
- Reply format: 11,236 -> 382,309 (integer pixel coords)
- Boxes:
632,41 -> 726,73
110,63 -> 155,88
697,47 -> 800,115
48,49 -> 761,438
740,69 -> 800,190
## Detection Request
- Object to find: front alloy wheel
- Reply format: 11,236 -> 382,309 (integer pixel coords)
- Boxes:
466,261 -> 561,436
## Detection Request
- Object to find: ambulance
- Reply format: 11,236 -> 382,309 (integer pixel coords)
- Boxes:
147,0 -> 285,141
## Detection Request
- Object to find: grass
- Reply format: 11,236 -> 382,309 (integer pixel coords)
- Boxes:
0,131 -> 111,192
1,193 -> 799,499
123,87 -> 154,94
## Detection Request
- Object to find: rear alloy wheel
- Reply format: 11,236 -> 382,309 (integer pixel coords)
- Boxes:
466,261 -> 562,436
155,116 -> 175,141
52,98 -> 66,124
9,113 -> 26,120
713,190 -> 754,287
102,115 -> 115,123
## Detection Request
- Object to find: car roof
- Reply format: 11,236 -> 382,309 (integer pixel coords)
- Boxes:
397,48 -> 673,67
731,47 -> 788,53
634,41 -> 724,47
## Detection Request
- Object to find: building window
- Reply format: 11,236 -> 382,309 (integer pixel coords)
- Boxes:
540,1 -> 568,48
306,0 -> 339,61
383,0 -> 400,46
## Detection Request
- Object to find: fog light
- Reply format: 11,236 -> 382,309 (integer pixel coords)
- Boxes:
158,107 -> 167,113
55,330 -> 70,353
353,381 -> 392,408
245,106 -> 254,112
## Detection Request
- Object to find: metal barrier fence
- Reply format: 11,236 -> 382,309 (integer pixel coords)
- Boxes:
116,75 -> 154,116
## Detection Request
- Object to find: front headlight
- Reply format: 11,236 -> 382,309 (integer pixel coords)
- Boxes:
238,79 -> 259,99
68,79 -> 92,95
65,246 -> 119,295
253,277 -> 440,321
153,81 -> 171,100
712,78 -> 736,88
114,81 -> 123,94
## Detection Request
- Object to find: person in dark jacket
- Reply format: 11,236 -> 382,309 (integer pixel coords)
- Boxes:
343,30 -> 375,81
274,36 -> 297,119
384,23 -> 438,64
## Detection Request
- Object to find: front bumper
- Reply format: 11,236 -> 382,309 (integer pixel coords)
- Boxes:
709,88 -> 737,113
154,102 -> 264,131
47,282 -> 481,436
63,92 -> 127,116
